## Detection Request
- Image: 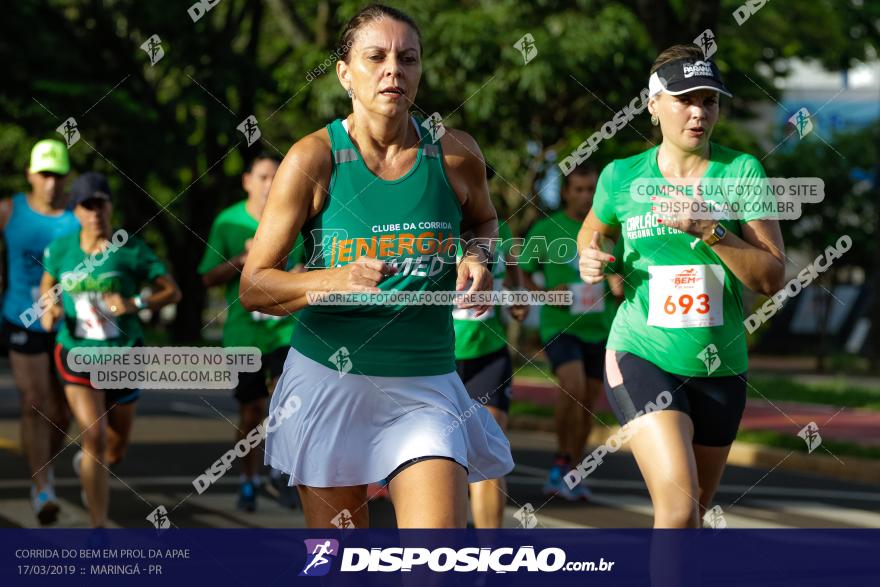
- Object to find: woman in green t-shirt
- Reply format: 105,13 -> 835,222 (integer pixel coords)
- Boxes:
453,218 -> 528,527
520,165 -> 623,502
40,172 -> 181,528
576,44 -> 785,528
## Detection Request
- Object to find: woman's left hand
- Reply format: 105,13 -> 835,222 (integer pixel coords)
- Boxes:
652,189 -> 718,241
456,250 -> 493,317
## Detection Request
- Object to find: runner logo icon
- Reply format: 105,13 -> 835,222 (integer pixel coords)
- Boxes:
237,115 -> 262,146
798,421 -> 822,453
421,112 -> 446,143
513,33 -> 538,64
300,539 -> 339,577
788,108 -> 813,139
694,29 -> 717,58
513,503 -> 538,529
331,508 -> 356,529
698,344 -> 721,375
329,347 -> 353,377
56,117 -> 80,148
147,505 -> 171,529
140,34 -> 165,65
703,505 -> 727,530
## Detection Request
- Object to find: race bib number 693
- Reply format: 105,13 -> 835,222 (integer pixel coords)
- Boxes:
647,264 -> 725,328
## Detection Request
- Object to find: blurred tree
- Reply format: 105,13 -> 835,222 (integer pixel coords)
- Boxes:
818,0 -> 880,370
766,122 -> 878,370
1,1 -> 273,341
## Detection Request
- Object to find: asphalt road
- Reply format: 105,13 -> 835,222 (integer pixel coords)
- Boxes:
1,381 -> 878,530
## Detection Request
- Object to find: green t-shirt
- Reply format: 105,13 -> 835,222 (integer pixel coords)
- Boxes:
520,210 -> 617,344
198,201 -> 303,354
453,220 -> 513,360
43,231 -> 167,349
592,143 -> 770,377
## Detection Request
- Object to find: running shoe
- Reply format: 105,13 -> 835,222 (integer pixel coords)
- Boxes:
565,483 -> 593,502
543,461 -> 592,502
72,450 -> 88,507
31,484 -> 60,525
237,480 -> 257,512
72,449 -> 84,476
74,450 -> 118,474
266,473 -> 298,509
542,464 -> 567,497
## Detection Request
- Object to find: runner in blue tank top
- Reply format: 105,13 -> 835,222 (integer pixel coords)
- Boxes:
0,139 -> 79,524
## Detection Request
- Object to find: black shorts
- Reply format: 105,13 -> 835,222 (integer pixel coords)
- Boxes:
544,333 -> 605,380
455,347 -> 513,413
53,344 -> 141,406
235,346 -> 289,404
604,351 -> 747,447
2,319 -> 57,355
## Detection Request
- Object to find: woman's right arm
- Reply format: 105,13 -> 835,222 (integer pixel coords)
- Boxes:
577,210 -> 620,284
240,133 -> 389,315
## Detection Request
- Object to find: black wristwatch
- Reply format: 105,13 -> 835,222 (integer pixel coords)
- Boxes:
703,223 -> 727,246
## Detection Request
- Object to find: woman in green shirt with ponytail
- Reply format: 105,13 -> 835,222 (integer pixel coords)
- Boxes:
577,44 -> 785,528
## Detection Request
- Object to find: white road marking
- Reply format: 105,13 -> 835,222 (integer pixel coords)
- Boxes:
512,464 -> 880,502
0,498 -> 119,528
750,500 -> 880,528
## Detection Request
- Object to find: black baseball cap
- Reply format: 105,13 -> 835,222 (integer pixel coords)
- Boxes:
650,57 -> 732,98
69,172 -> 112,208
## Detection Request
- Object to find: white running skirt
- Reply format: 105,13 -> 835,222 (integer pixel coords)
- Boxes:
265,348 -> 515,488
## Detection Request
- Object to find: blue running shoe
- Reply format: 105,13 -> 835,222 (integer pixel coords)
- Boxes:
237,480 -> 257,512
31,485 -> 60,525
542,464 -> 566,497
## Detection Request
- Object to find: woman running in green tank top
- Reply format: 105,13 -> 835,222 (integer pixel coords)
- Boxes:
240,5 -> 513,529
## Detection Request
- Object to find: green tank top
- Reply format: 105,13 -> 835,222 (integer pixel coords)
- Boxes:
291,116 -> 462,376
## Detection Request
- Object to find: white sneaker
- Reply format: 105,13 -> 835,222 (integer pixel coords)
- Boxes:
72,450 -> 84,477
72,450 -> 88,507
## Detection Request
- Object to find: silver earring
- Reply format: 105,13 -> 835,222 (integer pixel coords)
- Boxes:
651,114 -> 659,126
347,88 -> 354,98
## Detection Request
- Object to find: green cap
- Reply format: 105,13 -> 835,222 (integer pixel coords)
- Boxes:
29,139 -> 70,175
